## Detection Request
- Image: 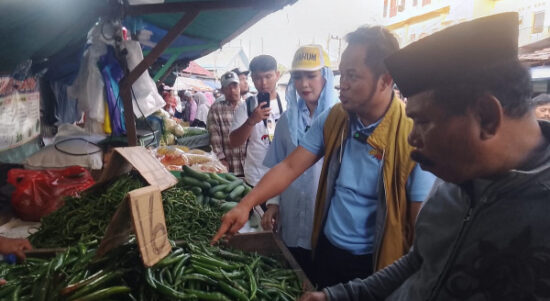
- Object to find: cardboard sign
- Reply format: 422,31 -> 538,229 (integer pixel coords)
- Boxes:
97,186 -> 171,267
129,186 -> 171,266
99,146 -> 177,190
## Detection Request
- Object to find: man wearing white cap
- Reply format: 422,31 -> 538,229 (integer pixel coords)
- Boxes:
214,27 -> 435,288
207,71 -> 246,175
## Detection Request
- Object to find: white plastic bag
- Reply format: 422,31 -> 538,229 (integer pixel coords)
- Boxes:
124,40 -> 166,118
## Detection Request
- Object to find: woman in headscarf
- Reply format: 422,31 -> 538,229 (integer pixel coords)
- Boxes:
261,45 -> 338,279
180,90 -> 196,123
192,91 -> 209,127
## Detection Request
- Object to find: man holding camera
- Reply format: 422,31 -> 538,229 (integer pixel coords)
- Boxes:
229,55 -> 284,186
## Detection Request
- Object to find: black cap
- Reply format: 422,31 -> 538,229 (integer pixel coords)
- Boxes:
385,12 -> 519,98
231,68 -> 250,76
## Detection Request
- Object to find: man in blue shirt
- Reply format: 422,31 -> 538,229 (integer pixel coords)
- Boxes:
213,26 -> 436,288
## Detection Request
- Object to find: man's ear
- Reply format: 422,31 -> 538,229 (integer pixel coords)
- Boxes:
476,94 -> 502,140
379,73 -> 393,92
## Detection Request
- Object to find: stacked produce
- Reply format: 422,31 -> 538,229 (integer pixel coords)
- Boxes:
0,239 -> 303,300
155,109 -> 208,145
180,165 -> 251,211
9,168 -> 307,299
29,175 -> 144,248
28,173 -> 231,248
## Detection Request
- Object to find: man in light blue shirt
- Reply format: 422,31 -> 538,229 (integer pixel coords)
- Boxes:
213,26 -> 436,288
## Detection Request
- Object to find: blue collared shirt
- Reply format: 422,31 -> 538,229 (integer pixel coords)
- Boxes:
300,110 -> 436,255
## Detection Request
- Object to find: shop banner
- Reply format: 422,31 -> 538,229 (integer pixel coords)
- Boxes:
0,76 -> 40,151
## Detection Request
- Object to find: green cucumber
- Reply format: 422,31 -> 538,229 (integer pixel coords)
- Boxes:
210,173 -> 231,185
209,184 -> 228,196
181,176 -> 211,190
190,186 -> 202,196
224,179 -> 243,193
228,185 -> 246,201
220,202 -> 239,214
222,173 -> 240,181
206,178 -> 219,186
195,194 -> 204,205
182,165 -> 210,181
213,191 -> 227,200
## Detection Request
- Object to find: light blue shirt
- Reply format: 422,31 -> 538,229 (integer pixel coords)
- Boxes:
300,109 -> 436,255
263,103 -> 323,249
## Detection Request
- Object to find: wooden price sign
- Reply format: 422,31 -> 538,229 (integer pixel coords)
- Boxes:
99,146 -> 177,190
97,186 -> 171,267
129,186 -> 171,266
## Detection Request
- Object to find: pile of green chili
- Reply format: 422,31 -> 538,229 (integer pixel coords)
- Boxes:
29,175 -> 144,248
0,239 -> 303,300
29,175 -> 224,248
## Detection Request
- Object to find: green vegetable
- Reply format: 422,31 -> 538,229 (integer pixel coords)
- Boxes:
213,191 -> 227,200
210,173 -> 231,185
220,202 -> 239,214
72,286 -> 131,301
182,165 -> 210,181
181,176 -> 211,190
209,184 -> 228,196
190,186 -> 202,196
224,179 -> 243,193
228,185 -> 246,201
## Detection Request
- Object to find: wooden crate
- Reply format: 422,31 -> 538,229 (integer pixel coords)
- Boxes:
226,231 -> 314,291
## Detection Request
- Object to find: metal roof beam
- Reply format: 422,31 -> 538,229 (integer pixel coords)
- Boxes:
126,0 -> 287,15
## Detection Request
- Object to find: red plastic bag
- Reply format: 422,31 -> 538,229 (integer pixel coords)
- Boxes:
7,166 -> 95,221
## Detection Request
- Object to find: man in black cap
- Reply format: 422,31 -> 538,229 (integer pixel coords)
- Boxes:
533,93 -> 550,121
231,68 -> 252,100
301,12 -> 550,301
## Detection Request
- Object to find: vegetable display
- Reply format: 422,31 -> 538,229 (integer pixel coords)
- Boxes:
29,174 -> 227,248
0,239 -> 303,300
29,175 -> 144,248
181,166 -> 251,205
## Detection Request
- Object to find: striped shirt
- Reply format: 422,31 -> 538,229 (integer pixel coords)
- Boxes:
207,100 -> 246,175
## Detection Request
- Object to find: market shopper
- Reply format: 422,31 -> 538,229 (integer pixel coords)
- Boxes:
214,26 -> 436,288
229,55 -> 284,186
300,12 -> 550,301
533,93 -> 550,121
192,92 -> 209,127
231,68 -> 252,100
0,236 -> 32,261
207,71 -> 246,175
261,45 -> 338,279
182,90 -> 197,123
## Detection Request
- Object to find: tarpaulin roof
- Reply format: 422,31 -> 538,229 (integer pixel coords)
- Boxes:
181,61 -> 214,78
173,76 -> 213,91
0,0 -> 297,73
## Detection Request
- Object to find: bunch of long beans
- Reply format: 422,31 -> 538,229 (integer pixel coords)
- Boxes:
0,239 -> 303,300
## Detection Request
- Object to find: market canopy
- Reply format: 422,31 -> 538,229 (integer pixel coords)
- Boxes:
0,0 -> 297,73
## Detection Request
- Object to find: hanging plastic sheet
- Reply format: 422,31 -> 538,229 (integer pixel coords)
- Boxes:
98,46 -> 126,135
